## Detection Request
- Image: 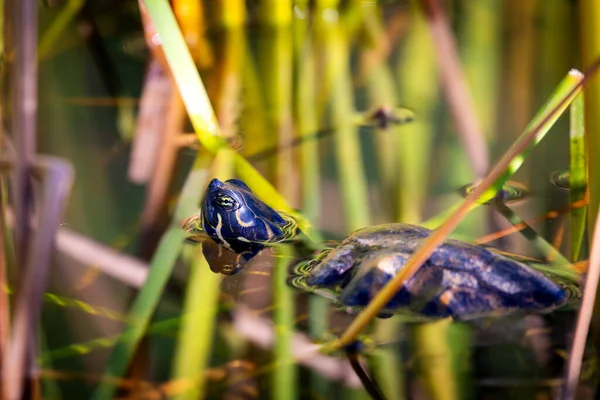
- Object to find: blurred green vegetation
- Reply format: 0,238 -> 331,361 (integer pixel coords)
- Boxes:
7,0 -> 595,399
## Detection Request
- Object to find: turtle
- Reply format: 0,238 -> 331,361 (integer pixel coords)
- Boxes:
184,178 -> 575,320
289,223 -> 572,320
182,178 -> 300,274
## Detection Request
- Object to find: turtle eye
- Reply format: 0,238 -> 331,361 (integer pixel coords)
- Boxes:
215,193 -> 237,209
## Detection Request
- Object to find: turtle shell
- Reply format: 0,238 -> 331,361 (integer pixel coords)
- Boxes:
300,223 -> 568,320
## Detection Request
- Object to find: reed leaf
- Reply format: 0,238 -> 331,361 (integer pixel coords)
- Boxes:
294,17 -> 330,396
318,20 -> 370,231
395,3 -> 438,224
258,26 -> 294,194
38,0 -> 85,60
272,244 -> 297,400
92,153 -> 213,400
357,7 -> 413,399
362,47 -> 401,220
412,319 -> 458,400
569,94 -> 587,261
492,201 -> 571,267
169,149 -> 233,400
142,0 -> 316,239
315,0 -> 340,9
258,0 -> 292,26
294,21 -> 321,237
169,248 -> 221,400
239,41 -> 268,158
213,0 -> 246,28
459,0 -> 499,142
580,0 -> 600,375
39,329 -> 63,399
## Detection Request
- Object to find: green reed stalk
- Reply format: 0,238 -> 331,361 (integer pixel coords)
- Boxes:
171,246 -> 222,400
423,1 -> 503,394
207,28 -> 245,139
339,1 -> 365,40
412,319 -> 458,400
258,0 -> 292,26
92,153 -> 213,400
272,245 -> 297,400
306,294 -> 330,396
365,64 -> 400,215
369,318 -> 405,400
492,202 -> 571,267
260,27 -> 295,196
214,0 -> 246,28
538,0 -> 572,101
239,42 -> 268,158
395,6 -> 443,397
294,20 -> 320,230
260,24 -> 299,399
364,73 -> 407,400
459,0 -> 499,142
533,0 -> 574,254
319,20 -> 370,231
356,7 -> 407,399
402,3 -> 473,397
570,94 -> 587,261
482,71 -> 583,201
315,16 -> 371,400
0,0 -> 3,60
466,2 -> 571,268
581,0 -> 600,233
580,0 -> 600,364
141,0 -> 316,239
255,30 -> 280,181
39,329 -> 63,399
170,23 -> 241,391
456,0 -> 499,238
314,0 -> 342,28
362,51 -> 400,220
0,177 -> 15,280
395,4 -> 437,224
294,17 -> 330,396
92,232 -> 184,399
0,176 -> 12,375
315,0 -> 340,8
346,386 -> 372,400
40,298 -> 227,365
502,0 -> 535,143
38,0 -> 84,60
169,152 -> 233,400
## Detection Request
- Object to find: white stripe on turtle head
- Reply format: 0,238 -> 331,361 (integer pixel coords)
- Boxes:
216,213 -> 232,250
263,221 -> 274,242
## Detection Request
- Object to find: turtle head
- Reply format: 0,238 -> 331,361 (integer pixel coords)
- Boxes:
200,178 -> 298,252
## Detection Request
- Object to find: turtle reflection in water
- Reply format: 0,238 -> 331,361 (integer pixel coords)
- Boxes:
184,179 -> 572,320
